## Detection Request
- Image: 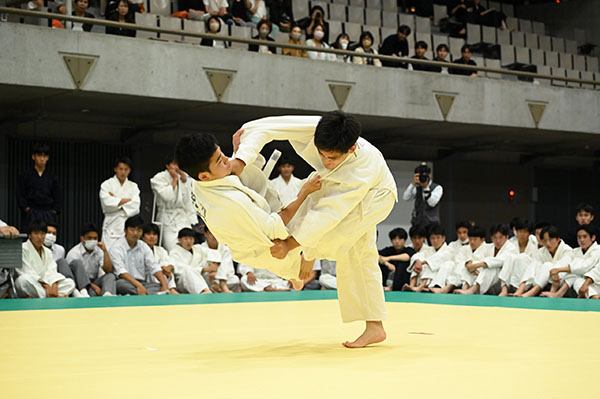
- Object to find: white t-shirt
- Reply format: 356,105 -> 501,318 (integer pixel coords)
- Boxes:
203,0 -> 229,11
249,0 -> 266,19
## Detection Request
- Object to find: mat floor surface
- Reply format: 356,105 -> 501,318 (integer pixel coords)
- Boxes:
1,292 -> 598,399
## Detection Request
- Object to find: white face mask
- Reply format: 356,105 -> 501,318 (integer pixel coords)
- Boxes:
340,40 -> 348,49
209,23 -> 220,32
313,30 -> 324,40
259,28 -> 270,37
290,32 -> 301,41
44,233 -> 56,247
84,240 -> 98,251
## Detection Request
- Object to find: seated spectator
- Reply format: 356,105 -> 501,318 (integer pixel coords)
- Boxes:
246,0 -> 267,26
200,226 -> 240,292
353,31 -> 382,67
318,259 -> 337,290
109,216 -> 170,295
409,41 -> 436,72
378,228 -> 415,291
68,0 -> 95,32
44,222 -> 65,261
306,23 -> 336,61
472,0 -> 509,30
331,33 -> 352,63
15,220 -> 75,298
431,43 -> 450,73
379,25 -> 411,68
449,44 -> 477,77
447,0 -> 474,36
498,219 -> 539,295
141,224 -> 179,294
65,223 -> 117,297
105,0 -> 143,18
0,219 -> 19,299
565,203 -> 599,249
448,221 -> 470,251
238,263 -> 291,292
297,5 -> 329,44
228,0 -> 253,26
269,0 -> 293,32
282,24 -> 307,58
201,16 -> 228,48
269,156 -> 304,204
248,19 -> 277,54
204,0 -> 232,23
168,228 -> 213,294
106,0 -> 136,37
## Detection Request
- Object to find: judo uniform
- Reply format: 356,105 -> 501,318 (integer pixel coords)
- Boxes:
471,240 -> 518,294
408,242 -> 456,287
238,263 -> 291,292
168,244 -> 211,294
574,259 -> 600,298
149,245 -> 177,290
100,176 -> 140,249
269,174 -> 304,206
200,241 -> 240,290
545,242 -> 600,292
498,239 -> 539,289
521,240 -> 572,289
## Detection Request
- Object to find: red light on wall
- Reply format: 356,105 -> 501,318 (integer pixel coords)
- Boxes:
556,0 -> 560,3
509,189 -> 515,197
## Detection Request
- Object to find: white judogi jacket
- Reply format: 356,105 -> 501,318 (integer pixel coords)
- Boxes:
269,175 -> 304,206
150,245 -> 170,267
482,240 -> 518,269
200,242 -> 236,282
409,243 -> 456,280
552,242 -> 600,288
509,234 -> 537,247
100,176 -> 140,246
150,170 -> 197,230
408,244 -> 436,269
168,244 -> 208,275
19,239 -> 66,285
448,238 -> 469,253
528,240 -> 572,287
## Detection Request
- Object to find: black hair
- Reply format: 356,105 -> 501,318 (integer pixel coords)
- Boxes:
409,225 -> 427,238
534,221 -> 550,231
414,162 -> 431,174
124,215 -> 144,229
490,224 -> 510,237
461,44 -> 472,53
398,25 -> 411,36
415,40 -> 428,50
455,221 -> 470,231
436,43 -> 449,52
175,133 -> 219,178
428,224 -> 445,237
541,225 -> 560,239
575,203 -> 595,216
114,156 -> 132,169
359,31 -> 374,45
28,220 -> 48,234
142,223 -> 160,236
46,221 -> 58,230
164,154 -> 176,166
310,5 -> 325,18
206,15 -> 222,32
80,223 -> 99,237
512,218 -> 531,232
278,155 -> 293,168
314,111 -> 361,153
576,224 -> 596,239
468,225 -> 486,239
388,227 -> 408,241
32,142 -> 50,155
178,227 -> 196,238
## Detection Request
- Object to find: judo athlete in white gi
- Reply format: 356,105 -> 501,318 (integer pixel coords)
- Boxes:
269,156 -> 304,205
455,224 -> 518,295
235,111 -> 397,348
100,157 -> 140,249
541,225 -> 600,298
404,225 -> 456,292
514,226 -> 572,297
150,157 -> 198,252
174,133 -> 322,294
141,223 -> 179,294
167,228 -> 212,294
109,216 -> 170,295
200,226 -> 240,293
448,221 -> 471,253
574,247 -> 600,299
15,220 -> 75,298
498,219 -> 539,296
65,223 -> 117,296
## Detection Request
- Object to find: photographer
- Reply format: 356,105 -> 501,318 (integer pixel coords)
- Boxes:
298,5 -> 329,44
403,163 -> 443,228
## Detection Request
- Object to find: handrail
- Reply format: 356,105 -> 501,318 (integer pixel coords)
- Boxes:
1,6 -> 598,85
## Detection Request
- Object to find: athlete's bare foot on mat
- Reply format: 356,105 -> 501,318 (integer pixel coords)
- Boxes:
343,321 -> 386,348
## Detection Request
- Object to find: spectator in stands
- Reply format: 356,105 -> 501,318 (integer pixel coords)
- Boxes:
15,220 -> 75,298
105,0 -> 136,37
204,0 -> 232,23
431,43 -> 450,73
268,0 -> 293,32
318,259 -> 337,290
201,16 -> 228,48
167,228 -> 213,294
449,44 -> 477,77
409,41 -> 436,72
353,31 -> 382,67
100,156 -> 140,249
380,25 -> 411,68
248,19 -> 277,54
109,216 -> 170,295
332,33 -> 352,63
471,0 -> 509,31
306,23 -> 336,61
173,0 -> 206,20
52,0 -> 94,32
150,156 -> 198,252
269,156 -> 303,205
297,5 -> 329,44
403,162 -> 443,228
247,0 -> 277,34
282,24 -> 307,58
17,143 -> 61,232
403,0 -> 434,18
200,226 -> 240,292
65,223 -> 117,297
378,228 -> 415,291
0,219 -> 19,299
229,0 -> 253,26
565,203 -> 599,249
447,0 -> 474,36
141,223 -> 179,294
43,222 -> 65,261
105,0 -> 143,19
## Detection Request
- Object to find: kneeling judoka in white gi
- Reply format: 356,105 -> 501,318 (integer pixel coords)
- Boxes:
233,111 -> 398,348
498,219 -> 539,296
455,224 -> 518,295
541,224 -> 600,298
513,226 -> 572,297
174,133 -> 322,294
403,224 -> 456,292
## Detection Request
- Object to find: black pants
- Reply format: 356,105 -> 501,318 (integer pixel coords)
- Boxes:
21,208 -> 57,231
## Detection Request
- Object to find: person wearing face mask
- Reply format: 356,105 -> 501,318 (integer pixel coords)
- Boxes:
297,5 -> 329,44
248,19 -> 277,54
201,16 -> 228,48
282,24 -> 307,58
353,31 -> 382,67
43,222 -> 65,262
332,33 -> 352,63
65,223 -> 117,297
306,23 -> 336,61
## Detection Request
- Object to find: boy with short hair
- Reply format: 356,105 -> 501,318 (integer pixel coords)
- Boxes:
498,219 -> 539,296
269,156 -> 304,206
168,228 -> 212,294
378,227 -> 415,291
141,223 -> 179,295
564,203 -> 599,248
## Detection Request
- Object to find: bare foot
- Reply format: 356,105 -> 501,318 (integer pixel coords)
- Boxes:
289,279 -> 304,291
342,321 -> 386,349
454,289 -> 466,294
402,284 -> 413,291
429,287 -> 443,294
384,286 -> 392,291
591,295 -> 600,299
169,288 -> 180,295
540,291 -> 551,297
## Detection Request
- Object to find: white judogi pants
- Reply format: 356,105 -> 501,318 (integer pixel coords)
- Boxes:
15,275 -> 75,298
474,267 -> 501,294
319,273 -> 337,290
428,261 -> 457,288
573,277 -> 600,298
203,272 -> 241,291
240,271 -> 290,292
175,267 -> 210,294
498,254 -> 531,289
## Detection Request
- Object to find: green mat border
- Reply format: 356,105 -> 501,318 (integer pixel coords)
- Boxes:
1,290 -> 599,313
